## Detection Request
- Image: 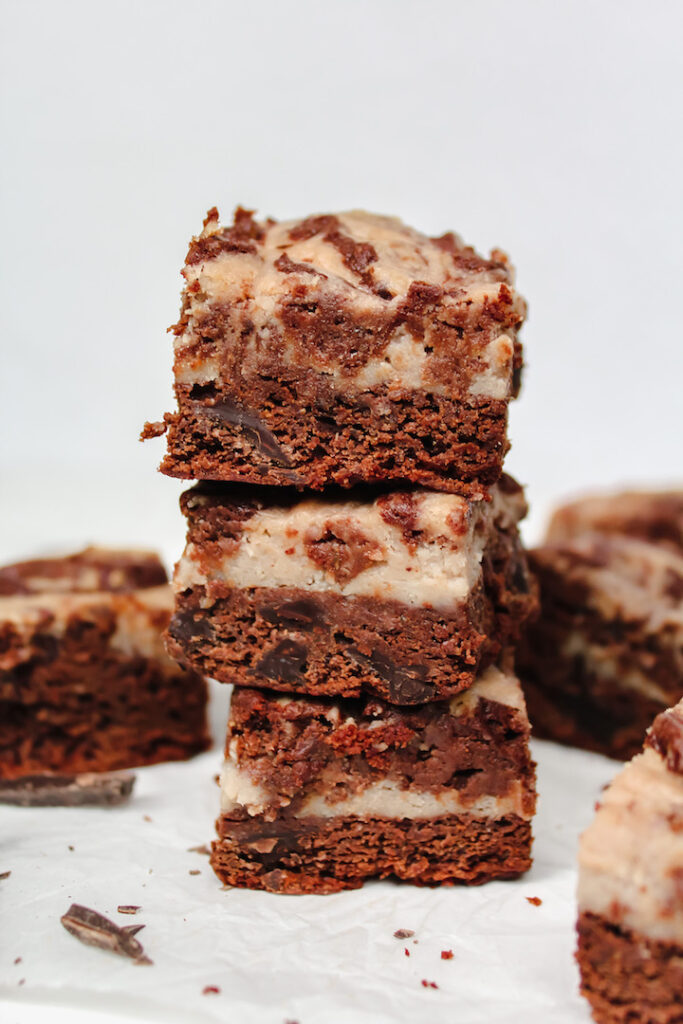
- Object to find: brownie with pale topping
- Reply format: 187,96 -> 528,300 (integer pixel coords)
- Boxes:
143,208 -> 526,495
168,476 -> 536,705
0,548 -> 210,778
577,699 -> 683,1022
518,491 -> 683,759
210,660 -> 537,893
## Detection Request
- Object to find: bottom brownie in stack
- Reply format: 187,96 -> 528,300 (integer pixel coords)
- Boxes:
0,548 -> 210,777
577,700 -> 683,1023
211,660 -> 536,893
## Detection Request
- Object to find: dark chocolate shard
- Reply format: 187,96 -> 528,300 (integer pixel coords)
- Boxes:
60,904 -> 152,964
0,870 -> 11,881
347,647 -> 435,704
0,772 -> 135,807
259,597 -> 327,630
393,928 -> 415,939
117,905 -> 141,915
196,396 -> 294,467
255,639 -> 308,683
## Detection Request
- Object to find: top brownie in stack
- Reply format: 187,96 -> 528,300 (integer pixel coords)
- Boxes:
145,208 -> 526,494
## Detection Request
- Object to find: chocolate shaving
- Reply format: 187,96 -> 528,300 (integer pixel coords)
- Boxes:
187,844 -> 211,855
0,772 -> 135,807
0,870 -> 11,880
60,904 -> 152,964
393,928 -> 414,939
117,905 -> 141,915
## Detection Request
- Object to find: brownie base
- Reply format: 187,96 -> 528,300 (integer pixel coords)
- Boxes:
577,912 -> 683,1023
211,812 -> 533,894
153,381 -> 510,495
0,618 -> 210,778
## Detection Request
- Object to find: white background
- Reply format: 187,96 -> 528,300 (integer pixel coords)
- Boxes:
1,0 -> 682,566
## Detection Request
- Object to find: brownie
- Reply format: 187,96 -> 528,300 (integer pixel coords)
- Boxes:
547,489 -> 683,555
210,660 -> 537,893
576,700 -> 683,1022
518,524 -> 683,760
168,476 -> 536,705
143,207 -> 526,494
0,548 -> 210,778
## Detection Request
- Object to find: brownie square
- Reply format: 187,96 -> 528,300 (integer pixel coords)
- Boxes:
518,519 -> 683,760
0,548 -> 210,778
167,475 -> 536,705
210,660 -> 537,893
144,208 -> 526,494
576,701 -> 683,1022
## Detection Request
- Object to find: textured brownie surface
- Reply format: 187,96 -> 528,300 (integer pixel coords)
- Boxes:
145,207 -> 526,492
169,477 -> 535,704
547,489 -> 683,555
0,549 -> 210,777
518,531 -> 683,759
576,703 -> 683,1020
210,662 -> 536,892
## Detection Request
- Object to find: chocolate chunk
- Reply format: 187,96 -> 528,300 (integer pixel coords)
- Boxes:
304,520 -> 386,583
255,640 -> 308,683
260,598 -> 326,630
60,904 -> 152,964
0,772 -> 135,807
347,648 -> 435,704
197,397 -> 293,467
168,609 -> 215,646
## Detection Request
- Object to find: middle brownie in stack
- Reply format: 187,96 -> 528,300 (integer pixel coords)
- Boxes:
155,207 -> 537,892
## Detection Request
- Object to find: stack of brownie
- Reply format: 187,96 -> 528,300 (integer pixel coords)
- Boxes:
146,207 -> 538,893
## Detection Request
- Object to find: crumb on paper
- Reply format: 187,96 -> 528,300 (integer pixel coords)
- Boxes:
421,979 -> 438,989
143,815 -> 152,822
202,985 -> 220,995
117,905 -> 141,915
68,845 -> 74,852
404,948 -> 410,957
18,978 -> 25,986
0,870 -> 11,880
393,928 -> 414,939
187,844 -> 211,855
14,957 -> 22,965
526,896 -> 542,907
441,950 -> 454,960
189,869 -> 201,876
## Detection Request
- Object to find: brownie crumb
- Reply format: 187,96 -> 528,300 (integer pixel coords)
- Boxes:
404,948 -> 410,957
421,979 -> 439,989
117,905 -> 141,915
202,985 -> 220,995
189,869 -> 201,876
143,815 -> 152,822
14,957 -> 22,964
18,978 -> 25,986
68,846 -> 75,852
0,871 -> 11,880
526,896 -> 542,907
393,928 -> 415,939
441,950 -> 454,960
187,844 -> 211,855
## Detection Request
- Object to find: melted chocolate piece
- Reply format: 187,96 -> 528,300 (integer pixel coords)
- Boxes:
168,609 -> 215,646
259,598 -> 327,630
255,640 -> 308,683
196,398 -> 293,467
347,648 -> 435,704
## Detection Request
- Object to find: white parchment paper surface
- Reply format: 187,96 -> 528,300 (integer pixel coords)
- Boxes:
0,683 -> 615,1024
